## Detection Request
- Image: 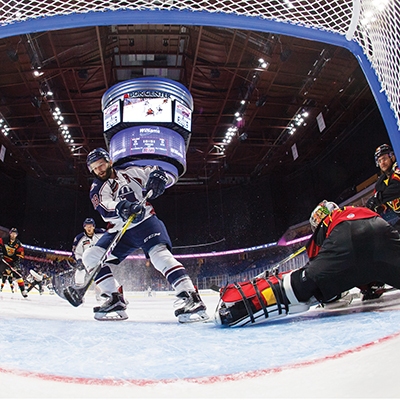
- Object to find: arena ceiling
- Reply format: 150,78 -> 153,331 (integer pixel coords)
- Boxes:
0,24 -> 379,193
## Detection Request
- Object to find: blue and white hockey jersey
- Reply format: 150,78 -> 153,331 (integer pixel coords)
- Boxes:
89,162 -> 157,233
72,228 -> 106,260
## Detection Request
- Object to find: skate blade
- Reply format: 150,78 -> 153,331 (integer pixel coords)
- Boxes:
94,310 -> 128,321
178,310 -> 210,323
317,293 -> 357,309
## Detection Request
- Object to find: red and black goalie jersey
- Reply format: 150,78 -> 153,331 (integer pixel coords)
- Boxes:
306,206 -> 380,260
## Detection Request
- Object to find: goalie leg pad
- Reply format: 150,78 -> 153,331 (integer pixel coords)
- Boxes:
214,271 -> 311,327
214,274 -> 289,327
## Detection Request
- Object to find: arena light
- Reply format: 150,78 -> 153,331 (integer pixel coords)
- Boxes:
287,109 -> 309,135
51,106 -> 76,153
0,115 -> 11,136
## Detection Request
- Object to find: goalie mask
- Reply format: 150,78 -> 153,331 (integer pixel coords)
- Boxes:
309,200 -> 339,231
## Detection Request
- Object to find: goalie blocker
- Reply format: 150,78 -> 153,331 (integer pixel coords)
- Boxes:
214,269 -> 317,327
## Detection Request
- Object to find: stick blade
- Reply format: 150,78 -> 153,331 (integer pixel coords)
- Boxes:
210,284 -> 221,292
63,286 -> 85,307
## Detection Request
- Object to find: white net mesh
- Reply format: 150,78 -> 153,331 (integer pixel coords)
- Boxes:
354,0 -> 400,127
0,0 -> 399,129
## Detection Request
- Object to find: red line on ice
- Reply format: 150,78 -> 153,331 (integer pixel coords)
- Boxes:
1,330 -> 399,386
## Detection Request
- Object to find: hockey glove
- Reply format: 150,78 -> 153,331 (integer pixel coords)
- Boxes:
116,200 -> 145,223
145,169 -> 168,199
366,194 -> 381,211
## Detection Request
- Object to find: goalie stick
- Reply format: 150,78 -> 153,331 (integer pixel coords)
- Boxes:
63,190 -> 153,307
255,246 -> 306,279
210,246 -> 307,293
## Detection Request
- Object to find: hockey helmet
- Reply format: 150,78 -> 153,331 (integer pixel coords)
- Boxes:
9,227 -> 18,235
309,200 -> 339,231
83,218 -> 96,228
86,148 -> 111,172
374,144 -> 394,167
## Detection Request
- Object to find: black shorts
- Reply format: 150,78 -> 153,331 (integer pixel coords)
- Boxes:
305,217 -> 400,301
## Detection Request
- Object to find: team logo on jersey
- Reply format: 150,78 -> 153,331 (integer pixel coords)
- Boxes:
4,244 -> 17,256
118,184 -> 136,200
346,213 -> 355,219
388,198 -> 400,212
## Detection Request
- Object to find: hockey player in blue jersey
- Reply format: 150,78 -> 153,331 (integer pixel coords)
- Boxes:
82,148 -> 208,322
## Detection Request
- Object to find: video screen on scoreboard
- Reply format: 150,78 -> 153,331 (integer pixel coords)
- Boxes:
174,101 -> 192,131
123,97 -> 173,123
103,101 -> 121,131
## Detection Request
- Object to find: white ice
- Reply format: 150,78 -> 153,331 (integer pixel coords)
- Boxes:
0,287 -> 400,398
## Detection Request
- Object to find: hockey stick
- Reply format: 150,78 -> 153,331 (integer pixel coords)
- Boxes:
63,190 -> 153,307
255,245 -> 307,279
1,258 -> 23,279
51,269 -> 75,300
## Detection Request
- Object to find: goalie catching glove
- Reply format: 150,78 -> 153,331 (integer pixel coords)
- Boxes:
214,271 -> 311,327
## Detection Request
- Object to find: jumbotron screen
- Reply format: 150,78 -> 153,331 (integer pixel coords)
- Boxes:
174,101 -> 192,131
103,101 -> 121,131
123,97 -> 173,123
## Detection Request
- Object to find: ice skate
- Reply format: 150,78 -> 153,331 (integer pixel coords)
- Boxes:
316,290 -> 355,309
21,290 -> 28,298
93,292 -> 128,321
174,291 -> 209,323
361,282 -> 386,301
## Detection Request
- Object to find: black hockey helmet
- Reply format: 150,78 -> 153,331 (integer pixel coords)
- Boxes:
9,227 -> 18,235
83,218 -> 96,228
374,144 -> 394,167
86,148 -> 111,172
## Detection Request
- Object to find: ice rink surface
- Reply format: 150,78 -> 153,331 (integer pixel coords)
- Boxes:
1,286 -> 400,399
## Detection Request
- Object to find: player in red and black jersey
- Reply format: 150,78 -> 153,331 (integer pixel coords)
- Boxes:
304,202 -> 395,302
214,201 -> 400,327
0,228 -> 27,297
1,267 -> 14,292
366,144 -> 400,228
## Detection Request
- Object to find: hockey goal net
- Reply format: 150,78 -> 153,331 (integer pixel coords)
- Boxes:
0,0 -> 399,132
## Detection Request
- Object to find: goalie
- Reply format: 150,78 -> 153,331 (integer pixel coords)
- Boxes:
215,201 -> 400,327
